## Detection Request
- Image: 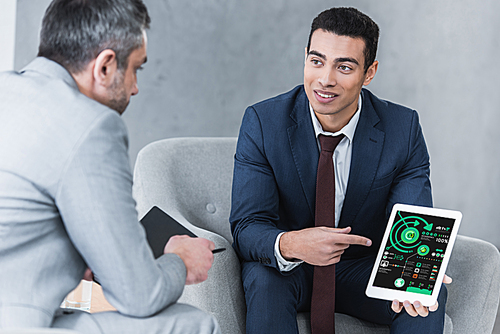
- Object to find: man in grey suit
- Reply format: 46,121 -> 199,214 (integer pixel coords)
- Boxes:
0,0 -> 220,333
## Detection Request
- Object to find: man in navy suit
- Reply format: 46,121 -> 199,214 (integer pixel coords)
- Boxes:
230,7 -> 448,334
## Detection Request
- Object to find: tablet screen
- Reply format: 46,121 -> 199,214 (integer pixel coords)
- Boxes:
372,209 -> 456,296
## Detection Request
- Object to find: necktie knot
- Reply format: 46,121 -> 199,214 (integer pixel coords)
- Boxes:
319,134 -> 344,153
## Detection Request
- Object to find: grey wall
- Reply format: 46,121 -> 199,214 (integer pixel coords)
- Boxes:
14,0 -> 500,248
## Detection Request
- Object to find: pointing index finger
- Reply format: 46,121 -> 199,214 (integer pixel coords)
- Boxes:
336,233 -> 372,246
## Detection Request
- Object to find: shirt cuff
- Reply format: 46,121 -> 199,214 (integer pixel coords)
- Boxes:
274,232 -> 303,272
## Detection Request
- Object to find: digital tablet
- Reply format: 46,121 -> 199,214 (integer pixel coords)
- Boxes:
140,206 -> 225,258
365,203 -> 462,306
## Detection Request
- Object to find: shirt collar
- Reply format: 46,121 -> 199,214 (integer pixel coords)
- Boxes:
309,93 -> 362,143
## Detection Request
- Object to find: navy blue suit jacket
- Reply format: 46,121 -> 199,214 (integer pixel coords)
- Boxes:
230,85 -> 432,272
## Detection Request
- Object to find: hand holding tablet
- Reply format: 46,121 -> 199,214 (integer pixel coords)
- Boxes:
366,204 -> 462,307
391,274 -> 453,317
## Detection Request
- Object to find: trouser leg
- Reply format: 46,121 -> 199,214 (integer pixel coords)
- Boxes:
52,303 -> 221,334
242,255 -> 447,334
241,261 -> 313,334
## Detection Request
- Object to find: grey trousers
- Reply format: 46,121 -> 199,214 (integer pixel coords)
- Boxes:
52,303 -> 221,334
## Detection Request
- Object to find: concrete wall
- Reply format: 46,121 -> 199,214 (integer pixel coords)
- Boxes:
14,0 -> 500,248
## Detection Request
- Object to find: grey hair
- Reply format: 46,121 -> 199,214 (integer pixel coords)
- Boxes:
38,0 -> 150,73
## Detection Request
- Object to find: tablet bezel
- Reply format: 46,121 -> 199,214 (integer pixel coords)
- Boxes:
365,203 -> 462,306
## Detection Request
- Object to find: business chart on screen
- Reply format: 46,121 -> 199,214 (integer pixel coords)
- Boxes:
366,204 -> 462,305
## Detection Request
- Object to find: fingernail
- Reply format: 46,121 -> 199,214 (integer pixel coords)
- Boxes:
414,301 -> 421,308
392,301 -> 398,306
403,302 -> 410,307
366,240 -> 372,246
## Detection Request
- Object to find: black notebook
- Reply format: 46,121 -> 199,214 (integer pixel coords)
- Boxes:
140,206 -> 225,258
140,206 -> 197,258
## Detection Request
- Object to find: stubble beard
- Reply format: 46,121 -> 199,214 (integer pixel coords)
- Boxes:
107,70 -> 129,114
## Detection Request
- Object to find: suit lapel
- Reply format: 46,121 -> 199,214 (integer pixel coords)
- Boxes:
339,90 -> 385,227
287,89 -> 318,219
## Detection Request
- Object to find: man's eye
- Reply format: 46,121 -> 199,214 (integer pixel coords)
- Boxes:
339,65 -> 351,71
312,59 -> 323,66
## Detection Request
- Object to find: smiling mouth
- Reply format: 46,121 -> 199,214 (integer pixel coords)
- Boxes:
317,92 -> 336,98
314,90 -> 338,100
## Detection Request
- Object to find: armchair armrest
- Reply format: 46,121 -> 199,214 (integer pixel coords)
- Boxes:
172,214 -> 246,334
445,235 -> 500,334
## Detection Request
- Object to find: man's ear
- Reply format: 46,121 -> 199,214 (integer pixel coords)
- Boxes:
363,60 -> 379,86
93,49 -> 118,87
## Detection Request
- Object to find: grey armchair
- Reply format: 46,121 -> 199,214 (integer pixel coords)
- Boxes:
133,137 -> 500,334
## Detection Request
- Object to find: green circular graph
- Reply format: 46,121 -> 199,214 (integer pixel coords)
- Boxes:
401,227 -> 419,243
387,215 -> 426,253
417,245 -> 430,256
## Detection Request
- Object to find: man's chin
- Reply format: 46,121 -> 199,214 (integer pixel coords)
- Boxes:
313,107 -> 343,116
115,105 -> 128,115
108,100 -> 129,115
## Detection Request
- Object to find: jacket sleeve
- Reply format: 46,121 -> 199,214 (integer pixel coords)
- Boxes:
55,112 -> 186,317
386,110 -> 432,216
230,106 -> 286,271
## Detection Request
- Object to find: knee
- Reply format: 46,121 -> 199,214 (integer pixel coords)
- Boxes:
241,263 -> 303,333
242,262 -> 288,297
188,306 -> 220,334
161,304 -> 220,334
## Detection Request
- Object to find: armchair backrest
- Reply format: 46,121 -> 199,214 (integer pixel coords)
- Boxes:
133,137 -> 237,243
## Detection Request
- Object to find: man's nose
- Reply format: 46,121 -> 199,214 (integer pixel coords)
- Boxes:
131,81 -> 139,96
318,67 -> 337,87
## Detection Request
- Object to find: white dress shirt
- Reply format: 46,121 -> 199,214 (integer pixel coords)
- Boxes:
274,95 -> 362,271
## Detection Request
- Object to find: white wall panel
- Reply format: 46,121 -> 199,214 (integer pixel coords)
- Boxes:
0,0 -> 17,71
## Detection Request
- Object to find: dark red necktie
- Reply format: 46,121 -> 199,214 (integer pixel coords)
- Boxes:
311,134 -> 344,334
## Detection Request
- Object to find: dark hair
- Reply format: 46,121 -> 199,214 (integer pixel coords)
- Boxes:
306,7 -> 379,73
38,0 -> 150,73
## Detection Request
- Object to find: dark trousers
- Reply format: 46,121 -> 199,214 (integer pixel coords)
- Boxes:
242,256 -> 448,334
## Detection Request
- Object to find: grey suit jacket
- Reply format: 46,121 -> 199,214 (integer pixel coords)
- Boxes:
0,57 -> 186,328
